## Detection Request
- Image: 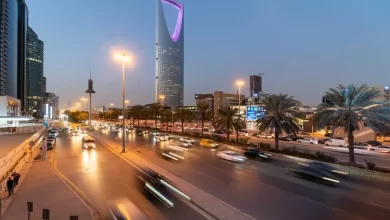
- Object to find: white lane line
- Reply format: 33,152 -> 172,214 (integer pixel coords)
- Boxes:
370,202 -> 390,210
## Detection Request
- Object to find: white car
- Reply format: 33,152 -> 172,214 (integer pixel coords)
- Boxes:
154,134 -> 167,141
368,145 -> 390,153
239,132 -> 249,137
82,136 -> 96,148
180,137 -> 195,143
298,138 -> 318,144
216,150 -> 247,163
257,133 -> 274,139
177,140 -> 191,147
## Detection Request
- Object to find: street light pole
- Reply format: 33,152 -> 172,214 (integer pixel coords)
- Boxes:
116,53 -> 130,153
236,81 -> 244,119
121,58 -> 126,153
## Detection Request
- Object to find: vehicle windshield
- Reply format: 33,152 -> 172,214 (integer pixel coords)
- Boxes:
84,139 -> 95,143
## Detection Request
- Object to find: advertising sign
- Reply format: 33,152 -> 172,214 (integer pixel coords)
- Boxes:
246,106 -> 264,121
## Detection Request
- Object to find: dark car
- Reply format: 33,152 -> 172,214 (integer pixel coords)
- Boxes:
318,138 -> 331,144
244,148 -> 272,160
279,136 -> 292,141
288,135 -> 304,141
307,162 -> 348,177
291,165 -> 340,186
366,141 -> 382,147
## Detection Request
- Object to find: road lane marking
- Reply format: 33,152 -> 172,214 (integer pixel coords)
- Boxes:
370,202 -> 390,210
52,146 -> 101,220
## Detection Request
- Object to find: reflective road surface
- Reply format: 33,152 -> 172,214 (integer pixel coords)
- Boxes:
95,127 -> 390,220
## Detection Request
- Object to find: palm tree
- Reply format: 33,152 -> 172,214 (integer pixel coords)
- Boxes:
256,94 -> 301,150
131,105 -> 144,127
161,110 -> 172,132
175,109 -> 192,134
140,107 -> 150,127
149,103 -> 162,128
196,100 -> 210,137
215,106 -> 238,141
232,117 -> 245,142
314,84 -> 390,164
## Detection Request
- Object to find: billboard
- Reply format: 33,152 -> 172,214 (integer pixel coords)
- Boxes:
246,106 -> 264,121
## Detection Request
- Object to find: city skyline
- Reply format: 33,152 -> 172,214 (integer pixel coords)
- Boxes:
27,0 -> 390,109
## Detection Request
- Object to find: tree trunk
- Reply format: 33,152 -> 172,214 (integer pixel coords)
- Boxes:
181,120 -> 184,134
348,129 -> 355,164
274,129 -> 280,150
201,116 -> 204,137
226,122 -> 230,141
132,117 -> 135,127
137,118 -> 140,127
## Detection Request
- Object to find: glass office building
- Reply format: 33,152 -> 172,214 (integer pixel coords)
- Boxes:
0,0 -> 19,97
26,26 -> 44,116
156,0 -> 184,109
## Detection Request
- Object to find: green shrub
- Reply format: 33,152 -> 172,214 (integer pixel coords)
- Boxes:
365,160 -> 376,170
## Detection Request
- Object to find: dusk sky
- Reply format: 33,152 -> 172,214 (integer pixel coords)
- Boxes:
27,0 -> 390,109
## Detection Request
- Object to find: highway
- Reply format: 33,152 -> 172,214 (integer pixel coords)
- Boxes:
94,127 -> 390,220
53,131 -> 207,219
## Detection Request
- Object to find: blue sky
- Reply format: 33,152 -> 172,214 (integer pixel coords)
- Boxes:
27,0 -> 390,109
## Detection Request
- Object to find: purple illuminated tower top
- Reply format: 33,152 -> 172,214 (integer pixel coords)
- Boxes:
156,0 -> 184,108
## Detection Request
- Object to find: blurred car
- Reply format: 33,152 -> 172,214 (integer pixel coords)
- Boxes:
353,142 -> 370,149
368,145 -> 390,153
365,141 -> 383,147
278,136 -> 292,141
297,138 -> 318,144
200,139 -> 218,148
108,198 -> 149,220
318,138 -> 331,144
72,130 -> 79,136
291,165 -> 340,185
154,133 -> 166,141
288,135 -> 304,141
82,135 -> 96,149
216,150 -> 246,163
244,148 -> 272,160
46,138 -> 56,150
257,133 -> 274,139
305,161 -> 348,177
179,137 -> 195,143
239,131 -> 249,137
324,138 -> 347,147
177,140 -> 191,148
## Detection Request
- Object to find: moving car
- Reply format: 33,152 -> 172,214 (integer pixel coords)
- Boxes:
291,165 -> 340,185
279,136 -> 292,141
288,135 -> 305,141
324,138 -> 346,147
298,138 -> 319,144
50,128 -> 59,136
82,135 -> 96,149
108,198 -> 149,220
46,138 -> 56,150
257,133 -> 274,139
216,150 -> 246,163
154,133 -> 167,141
368,145 -> 390,153
304,161 -> 348,177
244,148 -> 272,160
177,140 -> 191,148
200,139 -> 218,148
72,130 -> 79,136
179,137 -> 195,143
365,141 -> 383,147
353,142 -> 370,149
318,138 -> 331,144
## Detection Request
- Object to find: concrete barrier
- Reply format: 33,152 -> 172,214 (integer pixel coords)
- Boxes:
0,127 -> 46,191
90,131 -> 256,220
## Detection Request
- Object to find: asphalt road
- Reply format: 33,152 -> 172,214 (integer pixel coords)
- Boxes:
96,127 -> 390,220
53,131 -> 207,220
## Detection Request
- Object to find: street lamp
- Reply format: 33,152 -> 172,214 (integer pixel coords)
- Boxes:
236,80 -> 244,118
125,100 -> 129,123
116,53 -> 131,153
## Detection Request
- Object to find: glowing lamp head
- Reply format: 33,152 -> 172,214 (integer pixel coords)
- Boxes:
236,81 -> 244,87
116,53 -> 131,62
159,95 -> 165,100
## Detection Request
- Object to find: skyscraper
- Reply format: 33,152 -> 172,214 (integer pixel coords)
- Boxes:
17,0 -> 28,112
0,0 -> 19,97
249,75 -> 262,97
156,0 -> 184,109
26,26 -> 44,116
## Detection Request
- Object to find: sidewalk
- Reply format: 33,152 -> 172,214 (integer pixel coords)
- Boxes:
1,150 -> 92,220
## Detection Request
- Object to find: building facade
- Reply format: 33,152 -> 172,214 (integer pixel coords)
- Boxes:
249,75 -> 262,97
156,0 -> 184,109
17,0 -> 28,112
26,26 -> 44,117
373,85 -> 390,103
195,91 -> 244,114
0,0 -> 19,97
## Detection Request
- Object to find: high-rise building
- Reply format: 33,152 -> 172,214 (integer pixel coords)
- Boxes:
17,0 -> 28,112
43,92 -> 59,118
0,0 -> 19,97
42,76 -> 46,95
195,91 -> 244,114
26,26 -> 44,116
156,0 -> 184,109
249,75 -> 262,97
